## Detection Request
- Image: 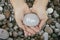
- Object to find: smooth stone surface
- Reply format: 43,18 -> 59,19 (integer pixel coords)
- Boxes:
8,38 -> 13,40
54,28 -> 60,33
0,28 -> 9,39
8,23 -> 13,28
45,25 -> 53,34
13,31 -> 18,37
53,11 -> 59,18
13,25 -> 18,30
0,6 -> 3,11
50,25 -> 55,29
47,8 -> 53,14
23,13 -> 39,27
55,22 -> 60,29
43,32 -> 48,40
0,14 -> 5,20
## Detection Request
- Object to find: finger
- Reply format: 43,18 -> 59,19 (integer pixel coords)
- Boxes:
30,26 -> 40,33
24,31 -> 29,37
24,6 -> 31,13
15,11 -> 26,31
39,19 -> 47,30
24,25 -> 36,34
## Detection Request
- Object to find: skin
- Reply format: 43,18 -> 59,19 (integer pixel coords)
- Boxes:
10,0 -> 48,36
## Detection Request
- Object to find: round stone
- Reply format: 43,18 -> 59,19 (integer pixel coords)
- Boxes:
0,28 -> 9,39
43,32 -> 48,40
45,25 -> 53,34
47,8 -> 53,14
0,14 -> 5,20
8,38 -> 13,40
0,6 -> 3,11
23,13 -> 40,27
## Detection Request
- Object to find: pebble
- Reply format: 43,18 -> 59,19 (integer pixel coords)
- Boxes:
7,38 -> 13,40
54,28 -> 60,33
43,32 -> 48,40
47,8 -> 53,14
50,25 -> 55,29
4,10 -> 10,18
9,32 -> 12,36
55,22 -> 60,29
18,31 -> 23,36
53,11 -> 59,18
13,31 -> 18,37
0,6 -> 3,11
8,23 -> 13,28
0,14 -> 5,20
45,25 -> 53,34
0,28 -> 9,39
13,25 -> 18,30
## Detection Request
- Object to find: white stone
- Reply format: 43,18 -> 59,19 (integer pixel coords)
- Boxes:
0,6 -> 3,11
0,28 -> 9,39
50,25 -> 55,29
47,8 -> 53,14
0,14 -> 5,20
8,23 -> 13,28
54,28 -> 60,33
43,32 -> 48,40
8,38 -> 13,40
23,13 -> 39,27
55,22 -> 60,29
53,11 -> 59,18
14,25 -> 18,30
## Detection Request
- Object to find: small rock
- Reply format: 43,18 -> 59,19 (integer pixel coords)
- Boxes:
9,32 -> 12,36
14,25 -> 18,30
43,32 -> 48,40
50,25 -> 55,29
0,6 -> 3,11
47,18 -> 54,24
58,32 -> 60,35
45,25 -> 53,34
13,31 -> 18,37
8,38 -> 13,40
54,28 -> 60,33
52,33 -> 57,38
47,8 -> 53,14
0,14 -> 5,20
55,22 -> 60,29
0,28 -> 9,39
53,11 -> 59,18
4,10 -> 10,18
8,23 -> 13,28
18,31 -> 23,36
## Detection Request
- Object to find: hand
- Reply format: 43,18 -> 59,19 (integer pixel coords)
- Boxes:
10,0 -> 36,36
26,1 -> 48,36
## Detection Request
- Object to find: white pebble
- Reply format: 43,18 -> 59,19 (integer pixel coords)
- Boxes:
43,32 -> 48,40
47,8 -> 53,14
0,6 -> 3,11
23,13 -> 40,27
0,28 -> 9,39
14,25 -> 18,30
53,11 -> 59,18
0,14 -> 5,20
8,38 -> 13,40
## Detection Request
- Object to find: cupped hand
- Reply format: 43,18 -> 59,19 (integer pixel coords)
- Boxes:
10,0 -> 36,36
27,1 -> 48,36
